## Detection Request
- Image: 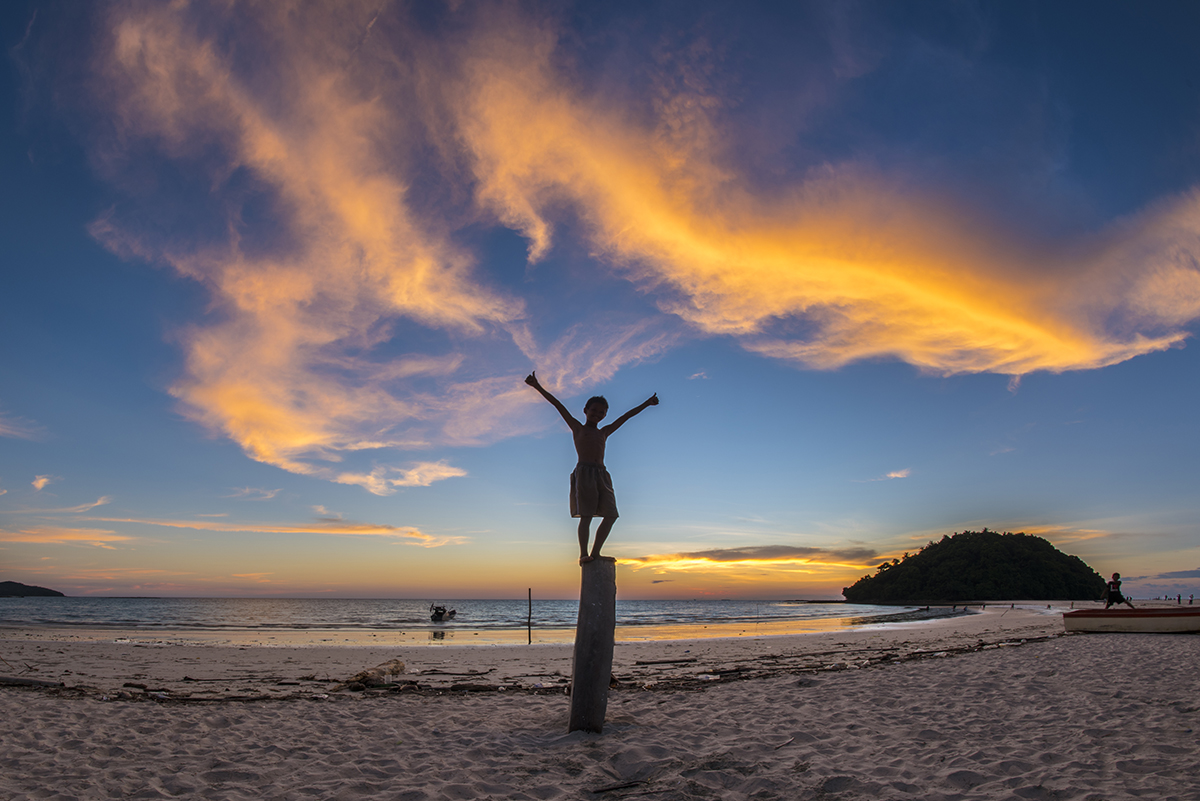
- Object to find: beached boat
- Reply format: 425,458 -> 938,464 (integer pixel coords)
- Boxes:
429,603 -> 457,622
1063,607 -> 1200,633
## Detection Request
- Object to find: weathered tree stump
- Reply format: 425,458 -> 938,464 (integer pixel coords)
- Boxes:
569,556 -> 617,733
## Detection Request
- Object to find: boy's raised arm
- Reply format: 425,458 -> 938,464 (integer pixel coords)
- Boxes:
602,393 -> 659,436
525,371 -> 581,431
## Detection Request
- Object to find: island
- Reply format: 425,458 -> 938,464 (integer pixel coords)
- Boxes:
0,581 -> 65,597
842,529 -> 1106,603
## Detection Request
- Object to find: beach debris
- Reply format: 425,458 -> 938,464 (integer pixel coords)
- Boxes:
346,658 -> 407,687
0,675 -> 65,688
773,737 -> 796,750
416,667 -> 495,676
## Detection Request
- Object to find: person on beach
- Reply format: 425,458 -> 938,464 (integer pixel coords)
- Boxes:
525,372 -> 658,564
1103,572 -> 1135,609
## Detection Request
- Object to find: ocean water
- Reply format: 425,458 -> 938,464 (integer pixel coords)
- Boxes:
0,596 -> 922,638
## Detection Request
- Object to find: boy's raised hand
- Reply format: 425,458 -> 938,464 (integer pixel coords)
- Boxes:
646,393 -> 659,406
525,371 -> 540,388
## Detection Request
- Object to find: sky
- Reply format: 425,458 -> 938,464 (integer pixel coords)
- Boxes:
2,0 -> 1199,601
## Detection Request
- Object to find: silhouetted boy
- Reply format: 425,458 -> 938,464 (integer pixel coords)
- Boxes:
525,372 -> 658,563
1104,572 -> 1135,609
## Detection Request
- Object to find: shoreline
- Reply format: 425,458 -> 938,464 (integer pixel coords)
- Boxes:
5,603 -> 1198,799
1,603 -> 1075,699
0,601 -> 1052,649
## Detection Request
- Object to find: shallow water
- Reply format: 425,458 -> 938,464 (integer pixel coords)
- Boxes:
0,596 -> 918,642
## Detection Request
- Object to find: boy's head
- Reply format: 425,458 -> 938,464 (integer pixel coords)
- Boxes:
583,395 -> 608,422
1112,572 -> 1121,580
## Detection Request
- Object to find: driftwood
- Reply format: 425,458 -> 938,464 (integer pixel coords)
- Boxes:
1,675 -> 65,688
347,658 -> 406,686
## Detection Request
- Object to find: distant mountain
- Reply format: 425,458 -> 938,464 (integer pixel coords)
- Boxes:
842,530 -> 1106,603
0,581 -> 65,597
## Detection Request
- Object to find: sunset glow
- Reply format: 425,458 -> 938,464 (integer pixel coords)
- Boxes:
3,1 -> 1198,600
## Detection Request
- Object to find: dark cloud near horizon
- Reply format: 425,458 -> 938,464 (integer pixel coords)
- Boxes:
631,545 -> 878,564
1145,568 -> 1200,580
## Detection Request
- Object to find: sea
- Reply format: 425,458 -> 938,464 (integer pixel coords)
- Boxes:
0,596 -> 948,645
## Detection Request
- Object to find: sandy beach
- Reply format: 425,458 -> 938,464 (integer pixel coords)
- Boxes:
3,603 -> 1198,800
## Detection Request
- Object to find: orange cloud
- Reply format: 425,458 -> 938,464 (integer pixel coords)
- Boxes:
454,12 -> 1200,376
87,516 -> 465,547
91,2 -> 524,488
86,3 -> 1200,493
31,475 -> 57,491
0,526 -> 133,548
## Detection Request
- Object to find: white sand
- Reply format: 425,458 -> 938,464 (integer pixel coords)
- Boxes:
3,604 -> 1198,799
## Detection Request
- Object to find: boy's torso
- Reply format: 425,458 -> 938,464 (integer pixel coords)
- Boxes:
573,425 -> 607,465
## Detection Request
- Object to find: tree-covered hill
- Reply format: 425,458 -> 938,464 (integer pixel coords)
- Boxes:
842,530 -> 1105,603
0,581 -> 65,597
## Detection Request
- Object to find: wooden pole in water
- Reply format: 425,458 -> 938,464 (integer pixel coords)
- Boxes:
569,556 -> 617,733
528,588 -> 532,645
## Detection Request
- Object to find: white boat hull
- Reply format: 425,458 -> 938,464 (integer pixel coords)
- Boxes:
1063,608 -> 1200,633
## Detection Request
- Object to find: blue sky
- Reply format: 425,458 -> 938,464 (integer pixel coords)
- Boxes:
2,1 -> 1198,600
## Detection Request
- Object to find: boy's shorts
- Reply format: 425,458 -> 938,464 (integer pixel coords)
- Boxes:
570,463 -> 619,519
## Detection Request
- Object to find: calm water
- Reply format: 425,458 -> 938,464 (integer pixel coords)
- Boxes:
0,597 -> 919,636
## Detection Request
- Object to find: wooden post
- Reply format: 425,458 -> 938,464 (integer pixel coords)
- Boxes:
569,556 -> 617,733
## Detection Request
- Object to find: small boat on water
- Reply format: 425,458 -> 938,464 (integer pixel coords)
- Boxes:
429,603 -> 457,622
1063,607 -> 1200,633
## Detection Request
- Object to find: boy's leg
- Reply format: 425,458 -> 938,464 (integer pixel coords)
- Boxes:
578,517 -> 593,562
589,517 -> 616,558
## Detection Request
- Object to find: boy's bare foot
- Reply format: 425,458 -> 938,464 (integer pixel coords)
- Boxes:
579,555 -> 595,564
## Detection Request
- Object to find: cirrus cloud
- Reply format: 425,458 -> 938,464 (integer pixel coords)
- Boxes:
74,1 -> 1200,494
86,515 -> 466,547
0,526 -> 133,548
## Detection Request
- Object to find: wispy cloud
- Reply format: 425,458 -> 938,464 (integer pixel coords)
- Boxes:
856,469 -> 911,483
626,544 -> 878,571
0,526 -> 133,548
31,475 -> 57,491
334,460 -> 468,495
0,409 -> 40,439
0,496 -> 113,514
78,2 -> 1200,493
89,2 -> 526,488
454,10 -> 1200,378
87,515 -> 466,547
231,572 -> 275,582
226,487 -> 280,501
1016,524 -> 1115,545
